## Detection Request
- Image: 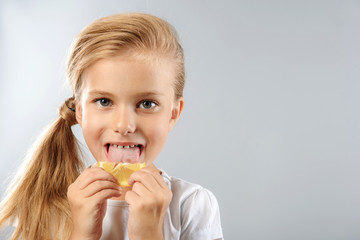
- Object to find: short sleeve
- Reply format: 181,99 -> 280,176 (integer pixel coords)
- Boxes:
180,188 -> 223,240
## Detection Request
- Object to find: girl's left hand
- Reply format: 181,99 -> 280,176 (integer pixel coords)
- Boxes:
125,165 -> 172,240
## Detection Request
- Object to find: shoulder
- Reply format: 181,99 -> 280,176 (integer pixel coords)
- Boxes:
161,171 -> 223,239
162,171 -> 205,201
161,170 -> 219,209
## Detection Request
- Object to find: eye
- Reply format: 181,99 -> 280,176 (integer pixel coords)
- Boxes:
138,100 -> 157,109
95,98 -> 112,107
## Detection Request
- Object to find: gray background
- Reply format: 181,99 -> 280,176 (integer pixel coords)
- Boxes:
1,0 -> 360,239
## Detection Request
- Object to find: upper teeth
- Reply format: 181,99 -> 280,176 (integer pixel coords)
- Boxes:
112,144 -> 137,149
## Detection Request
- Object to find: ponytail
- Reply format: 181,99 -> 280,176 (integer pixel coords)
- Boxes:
0,98 -> 84,239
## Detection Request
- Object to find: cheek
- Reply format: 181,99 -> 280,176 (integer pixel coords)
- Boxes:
81,109 -> 107,148
144,115 -> 170,147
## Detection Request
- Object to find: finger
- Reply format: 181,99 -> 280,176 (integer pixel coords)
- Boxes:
130,181 -> 151,198
128,169 -> 156,188
91,188 -> 122,203
125,188 -> 140,204
129,168 -> 168,190
128,171 -> 163,194
125,181 -> 171,208
83,180 -> 122,198
76,167 -> 118,190
140,168 -> 168,189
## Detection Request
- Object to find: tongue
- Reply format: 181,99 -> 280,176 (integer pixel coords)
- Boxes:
107,145 -> 140,164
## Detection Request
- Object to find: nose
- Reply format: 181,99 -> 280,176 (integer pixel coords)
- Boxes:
112,105 -> 136,135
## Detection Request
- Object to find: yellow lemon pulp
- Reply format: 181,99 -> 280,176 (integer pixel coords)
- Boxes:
98,162 -> 146,187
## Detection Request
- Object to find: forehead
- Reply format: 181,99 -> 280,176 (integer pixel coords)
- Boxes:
80,53 -> 176,97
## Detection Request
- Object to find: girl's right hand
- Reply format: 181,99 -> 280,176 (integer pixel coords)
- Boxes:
67,166 -> 122,240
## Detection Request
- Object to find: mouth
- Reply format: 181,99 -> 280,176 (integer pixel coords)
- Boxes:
105,143 -> 144,164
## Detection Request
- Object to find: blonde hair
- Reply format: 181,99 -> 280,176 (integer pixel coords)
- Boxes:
68,13 -> 184,100
0,13 -> 184,239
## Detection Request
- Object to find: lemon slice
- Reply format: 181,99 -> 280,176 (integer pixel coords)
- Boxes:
98,162 -> 146,187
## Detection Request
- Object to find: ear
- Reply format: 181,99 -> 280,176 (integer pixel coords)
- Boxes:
169,97 -> 184,131
75,100 -> 83,127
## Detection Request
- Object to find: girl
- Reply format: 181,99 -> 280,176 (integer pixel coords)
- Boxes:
0,13 -> 223,240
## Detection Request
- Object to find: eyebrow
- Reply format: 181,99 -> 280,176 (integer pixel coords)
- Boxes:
87,91 -> 116,98
87,90 -> 165,98
133,91 -> 165,98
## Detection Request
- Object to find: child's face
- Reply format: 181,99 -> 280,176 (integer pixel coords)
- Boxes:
75,54 -> 183,166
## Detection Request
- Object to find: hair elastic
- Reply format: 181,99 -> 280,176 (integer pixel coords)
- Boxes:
65,97 -> 76,112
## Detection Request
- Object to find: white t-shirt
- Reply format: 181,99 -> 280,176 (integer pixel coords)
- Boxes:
100,170 -> 223,240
